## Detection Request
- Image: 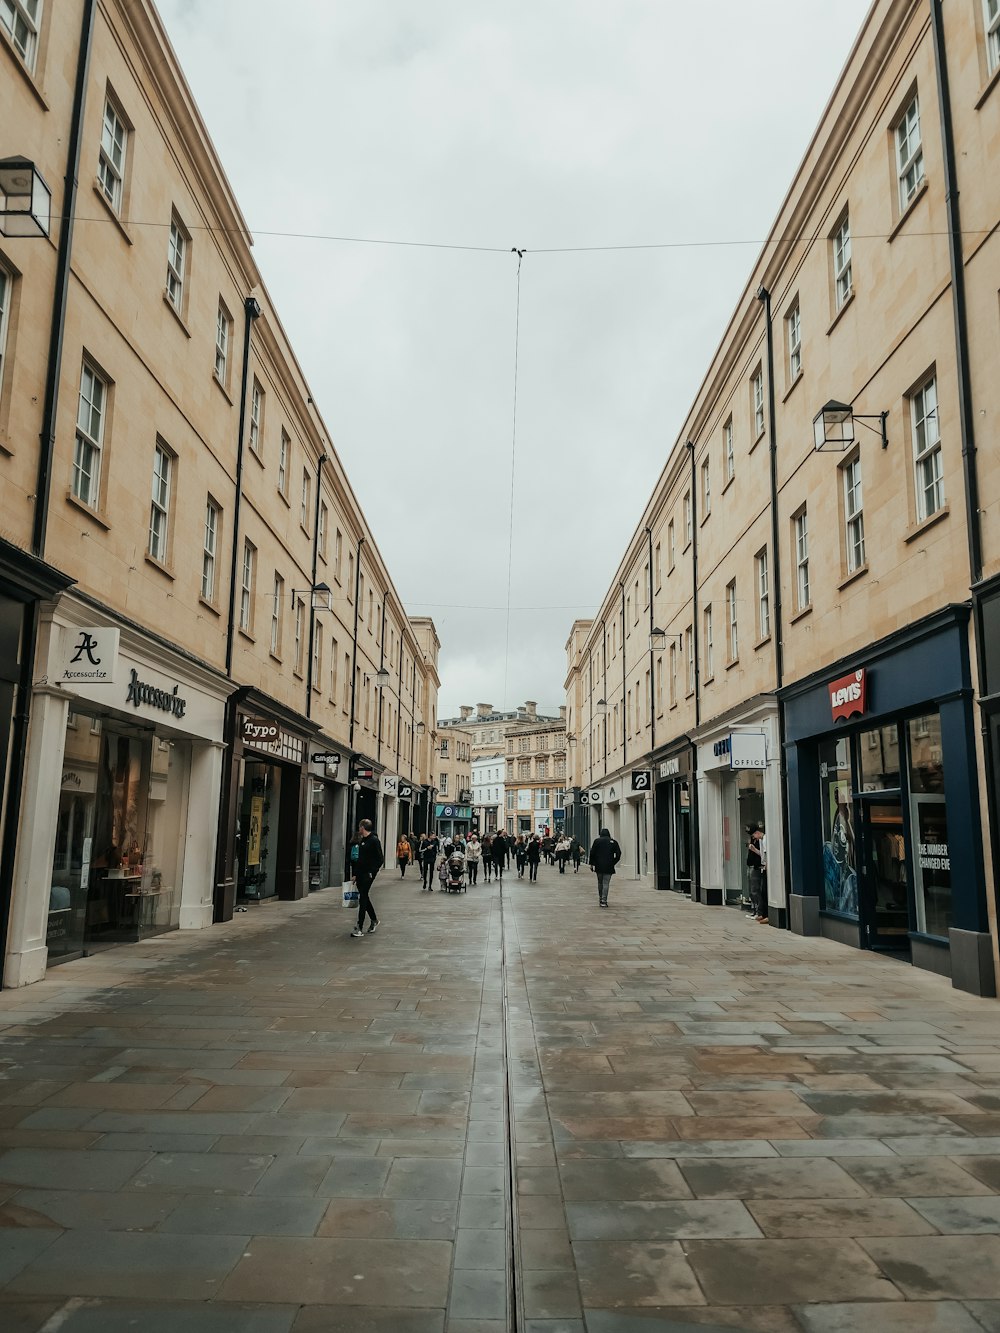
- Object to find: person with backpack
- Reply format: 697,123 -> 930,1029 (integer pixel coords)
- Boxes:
588,826 -> 622,908
350,818 -> 385,936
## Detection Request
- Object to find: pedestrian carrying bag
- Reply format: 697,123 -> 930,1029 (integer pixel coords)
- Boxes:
342,884 -> 359,909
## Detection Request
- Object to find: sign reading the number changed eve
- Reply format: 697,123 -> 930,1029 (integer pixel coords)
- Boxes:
60,627 -> 120,684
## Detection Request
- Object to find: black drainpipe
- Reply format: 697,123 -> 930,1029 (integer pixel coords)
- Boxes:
930,0 -> 982,587
758,285 -> 791,926
343,536 -> 364,875
620,582 -> 627,771
224,296 -> 262,677
376,595 -> 387,765
304,453 -> 328,717
687,441 -> 702,898
646,526 -> 656,758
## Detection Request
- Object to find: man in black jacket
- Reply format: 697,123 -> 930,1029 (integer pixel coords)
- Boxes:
588,827 -> 622,908
351,818 -> 385,936
491,830 -> 509,881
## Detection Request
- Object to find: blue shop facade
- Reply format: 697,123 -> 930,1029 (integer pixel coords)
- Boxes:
781,604 -> 995,997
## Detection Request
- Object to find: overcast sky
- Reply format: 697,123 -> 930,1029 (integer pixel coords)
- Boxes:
158,0 -> 871,719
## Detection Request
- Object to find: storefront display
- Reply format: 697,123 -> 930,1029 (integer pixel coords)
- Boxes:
653,746 -> 696,893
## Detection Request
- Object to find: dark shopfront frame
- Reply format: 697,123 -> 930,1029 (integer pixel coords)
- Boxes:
214,688 -> 319,922
781,604 -> 994,997
653,741 -> 697,895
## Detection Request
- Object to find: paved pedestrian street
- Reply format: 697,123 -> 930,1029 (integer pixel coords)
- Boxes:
2,865 -> 1000,1332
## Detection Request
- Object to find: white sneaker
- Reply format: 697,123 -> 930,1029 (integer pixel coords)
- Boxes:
350,928 -> 364,938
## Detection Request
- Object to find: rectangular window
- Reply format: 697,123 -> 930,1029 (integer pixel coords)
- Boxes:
313,620 -> 322,686
271,573 -> 284,656
724,416 -> 734,482
787,300 -> 802,381
343,652 -> 350,710
166,212 -> 188,313
683,492 -> 692,546
147,442 -> 172,563
98,94 -> 127,214
293,598 -> 304,673
335,529 -> 343,581
911,373 -> 943,521
909,712 -> 951,938
669,642 -> 677,707
72,361 -> 107,508
518,759 -> 530,779
536,758 -> 548,779
249,378 -> 263,454
1,0 -> 40,69
756,549 -> 770,640
201,498 -> 219,602
215,301 -> 231,385
843,454 -> 866,573
0,264 -> 11,411
300,469 -> 311,530
278,429 -> 288,496
239,539 -> 255,633
668,519 -> 676,569
685,626 -> 694,694
752,366 -> 765,438
833,212 -> 852,310
727,579 -> 738,661
319,502 -> 328,559
794,508 -> 810,610
895,94 -> 925,213
439,773 -> 448,795
988,0 -> 1000,73
704,604 -> 714,679
535,788 -> 550,810
701,459 -> 711,513
440,739 -> 449,758
656,655 -> 663,712
654,541 -> 661,590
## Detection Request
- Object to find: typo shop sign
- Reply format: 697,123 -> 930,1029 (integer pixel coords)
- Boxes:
125,668 -> 186,718
829,669 -> 868,723
242,716 -> 280,747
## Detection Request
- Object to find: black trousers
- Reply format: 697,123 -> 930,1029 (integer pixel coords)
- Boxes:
356,874 -> 377,928
528,861 -> 538,881
468,860 -> 479,884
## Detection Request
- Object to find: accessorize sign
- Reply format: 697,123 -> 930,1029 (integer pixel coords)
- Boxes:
60,627 -> 120,684
829,668 -> 867,722
125,667 -> 187,718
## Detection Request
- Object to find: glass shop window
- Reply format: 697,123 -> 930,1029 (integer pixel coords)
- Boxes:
819,736 -> 857,915
908,712 -> 950,938
859,724 -> 901,790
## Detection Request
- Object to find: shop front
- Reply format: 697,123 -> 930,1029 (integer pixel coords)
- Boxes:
695,701 -> 783,915
652,742 -> 696,894
307,743 -> 348,893
436,802 -> 471,841
5,599 -> 229,987
215,689 -> 317,921
782,605 -> 994,996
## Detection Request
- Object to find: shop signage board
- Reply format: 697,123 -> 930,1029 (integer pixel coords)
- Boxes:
312,751 -> 341,765
631,770 -> 651,791
398,783 -> 413,799
381,775 -> 398,796
125,667 -> 187,719
436,804 -> 471,819
60,627 -> 120,684
580,788 -> 602,805
243,717 -> 280,746
729,733 -> 768,770
829,668 -> 868,722
659,757 -> 681,778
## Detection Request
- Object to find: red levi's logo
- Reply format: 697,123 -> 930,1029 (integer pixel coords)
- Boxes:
829,668 -> 867,722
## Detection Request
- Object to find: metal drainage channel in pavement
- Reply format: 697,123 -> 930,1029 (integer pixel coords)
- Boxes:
499,877 -> 524,1331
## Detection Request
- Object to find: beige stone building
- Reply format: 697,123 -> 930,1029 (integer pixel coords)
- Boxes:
434,725 -> 473,839
504,720 -> 568,839
566,0 -> 1000,996
0,0 -> 438,986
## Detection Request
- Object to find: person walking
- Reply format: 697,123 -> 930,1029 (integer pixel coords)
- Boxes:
526,834 -> 541,882
482,834 -> 494,882
419,832 -> 439,891
465,833 -> 481,885
588,826 -> 622,908
747,825 -> 768,923
514,835 -> 527,878
570,837 -> 582,872
555,834 -> 571,874
395,834 -> 412,878
350,817 -> 385,936
492,830 -> 509,882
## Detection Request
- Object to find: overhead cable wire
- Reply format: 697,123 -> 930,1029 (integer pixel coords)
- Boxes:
502,249 -> 525,711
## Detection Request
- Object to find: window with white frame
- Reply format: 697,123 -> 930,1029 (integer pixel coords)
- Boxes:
685,625 -> 694,694
518,759 -> 530,779
98,94 -> 127,214
727,579 -> 738,661
987,0 -> 1000,72
701,459 -> 711,513
756,548 -> 770,640
201,498 -> 220,602
0,263 -> 10,407
147,442 -> 172,563
911,373 -> 944,520
833,212 -> 852,310
249,378 -> 263,454
895,93 -> 925,213
214,301 -> 231,385
271,573 -> 284,656
319,502 -> 328,559
278,429 -> 288,496
440,738 -> 449,758
843,454 -> 866,572
668,518 -> 676,569
704,604 -> 714,679
1,0 -> 41,69
535,788 -> 550,810
656,655 -> 664,712
72,361 -> 107,508
683,492 -> 692,546
439,772 -> 448,795
300,468 -> 311,530
166,212 -> 188,313
787,300 -> 802,381
752,366 -> 765,438
293,597 -> 304,673
239,539 -> 256,633
794,508 -> 810,610
313,620 -> 322,685
724,416 -> 734,483
343,651 -> 350,709
536,758 -> 548,779
335,529 -> 343,581
654,541 -> 661,589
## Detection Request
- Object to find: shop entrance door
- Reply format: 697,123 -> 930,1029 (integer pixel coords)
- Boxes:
857,796 -> 911,954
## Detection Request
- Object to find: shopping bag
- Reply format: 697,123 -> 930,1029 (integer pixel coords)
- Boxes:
342,884 -> 359,909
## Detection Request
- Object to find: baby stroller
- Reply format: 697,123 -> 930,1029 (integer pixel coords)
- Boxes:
442,851 -> 467,893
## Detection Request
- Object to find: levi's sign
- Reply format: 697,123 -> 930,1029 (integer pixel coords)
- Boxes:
830,669 -> 867,723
